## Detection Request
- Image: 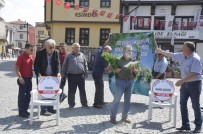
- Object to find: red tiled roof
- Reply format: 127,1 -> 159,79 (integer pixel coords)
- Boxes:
8,19 -> 26,25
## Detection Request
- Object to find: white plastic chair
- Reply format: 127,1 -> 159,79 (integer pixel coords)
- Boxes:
29,88 -> 62,125
147,79 -> 178,127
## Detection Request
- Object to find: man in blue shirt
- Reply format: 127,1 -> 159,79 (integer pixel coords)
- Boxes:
92,45 -> 112,109
156,41 -> 202,133
153,54 -> 168,79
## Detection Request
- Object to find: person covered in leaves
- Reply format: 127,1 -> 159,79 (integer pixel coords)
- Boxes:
110,45 -> 138,124
92,45 -> 112,109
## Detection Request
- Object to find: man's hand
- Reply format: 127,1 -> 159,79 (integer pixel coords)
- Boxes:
57,73 -> 61,78
175,79 -> 184,87
116,68 -> 122,73
155,48 -> 163,54
84,73 -> 88,79
19,78 -> 25,85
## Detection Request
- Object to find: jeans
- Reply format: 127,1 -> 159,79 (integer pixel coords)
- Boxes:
180,81 -> 202,127
67,73 -> 88,107
17,77 -> 32,114
110,79 -> 134,118
92,73 -> 104,105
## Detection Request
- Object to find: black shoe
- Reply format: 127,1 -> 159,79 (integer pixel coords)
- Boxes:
69,105 -> 74,109
93,104 -> 103,109
193,126 -> 202,133
25,111 -> 30,116
176,126 -> 191,131
60,94 -> 67,103
82,104 -> 89,109
48,109 -> 56,114
40,111 -> 51,116
101,102 -> 108,105
19,113 -> 29,118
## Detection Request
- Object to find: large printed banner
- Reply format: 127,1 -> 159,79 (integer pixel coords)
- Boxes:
109,32 -> 155,96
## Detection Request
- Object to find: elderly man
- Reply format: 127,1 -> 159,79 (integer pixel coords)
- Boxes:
110,45 -> 138,124
153,53 -> 168,79
61,43 -> 88,108
34,39 -> 61,116
156,42 -> 202,133
92,45 -> 112,109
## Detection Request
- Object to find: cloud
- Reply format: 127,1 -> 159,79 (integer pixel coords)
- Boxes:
1,0 -> 44,26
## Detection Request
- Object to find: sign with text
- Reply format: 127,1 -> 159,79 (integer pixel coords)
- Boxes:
37,76 -> 60,99
109,32 -> 155,96
154,31 -> 199,39
152,80 -> 175,101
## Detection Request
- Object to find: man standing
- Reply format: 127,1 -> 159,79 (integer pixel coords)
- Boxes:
110,45 -> 138,124
59,42 -> 68,103
34,39 -> 61,116
92,45 -> 112,109
61,43 -> 88,108
15,44 -> 34,118
156,42 -> 202,133
153,53 -> 168,79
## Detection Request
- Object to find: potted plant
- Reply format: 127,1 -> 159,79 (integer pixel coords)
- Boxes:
173,67 -> 181,78
166,66 -> 173,78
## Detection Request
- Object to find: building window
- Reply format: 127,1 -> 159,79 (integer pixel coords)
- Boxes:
20,34 -> 23,39
38,31 -> 44,35
100,0 -> 111,8
79,28 -> 89,46
80,0 -> 89,7
154,16 -> 166,30
174,17 -> 194,30
100,29 -> 110,46
65,0 -> 75,7
20,25 -> 24,30
130,16 -> 151,30
65,28 -> 75,45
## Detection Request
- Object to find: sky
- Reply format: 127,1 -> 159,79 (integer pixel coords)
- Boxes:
0,0 -> 44,26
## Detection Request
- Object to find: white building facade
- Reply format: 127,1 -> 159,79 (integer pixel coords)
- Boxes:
121,0 -> 203,59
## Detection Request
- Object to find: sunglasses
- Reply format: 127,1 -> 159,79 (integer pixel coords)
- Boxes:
49,46 -> 54,49
30,49 -> 33,51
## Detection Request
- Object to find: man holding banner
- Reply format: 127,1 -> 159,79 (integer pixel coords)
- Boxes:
156,42 -> 202,133
34,39 -> 61,116
110,45 -> 138,124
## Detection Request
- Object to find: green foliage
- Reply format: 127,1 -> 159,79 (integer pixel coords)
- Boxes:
101,52 -> 119,72
135,43 -> 141,61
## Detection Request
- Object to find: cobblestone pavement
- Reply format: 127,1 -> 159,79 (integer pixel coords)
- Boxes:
0,58 -> 203,134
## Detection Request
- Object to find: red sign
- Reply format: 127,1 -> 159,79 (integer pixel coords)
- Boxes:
123,16 -> 129,22
155,19 -> 159,26
115,14 -> 120,20
83,7 -> 89,12
132,16 -> 136,23
107,13 -> 113,18
100,11 -> 106,16
162,21 -> 166,27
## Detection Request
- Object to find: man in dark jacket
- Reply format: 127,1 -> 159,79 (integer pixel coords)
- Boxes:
34,39 -> 61,116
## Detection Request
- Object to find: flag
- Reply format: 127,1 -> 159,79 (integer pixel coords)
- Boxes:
83,7 -> 89,12
100,11 -> 106,16
115,14 -> 120,20
107,13 -> 113,18
74,5 -> 80,10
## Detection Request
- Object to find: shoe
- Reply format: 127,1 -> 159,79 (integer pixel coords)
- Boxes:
48,109 -> 56,114
60,94 -> 67,103
25,111 -> 30,116
19,113 -> 29,118
82,105 -> 90,109
93,104 -> 103,109
40,111 -> 51,116
176,126 -> 191,131
69,105 -> 74,109
101,102 -> 108,105
110,116 -> 117,124
122,117 -> 131,123
193,126 -> 202,133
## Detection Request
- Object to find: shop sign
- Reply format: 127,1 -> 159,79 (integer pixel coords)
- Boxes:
154,31 -> 199,39
75,12 -> 98,17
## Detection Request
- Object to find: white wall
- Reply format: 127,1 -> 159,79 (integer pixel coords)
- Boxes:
0,21 -> 6,38
155,6 -> 171,16
196,43 -> 203,60
176,5 -> 201,16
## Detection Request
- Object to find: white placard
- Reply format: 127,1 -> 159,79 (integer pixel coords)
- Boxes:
124,61 -> 139,68
152,80 -> 175,101
37,76 -> 60,99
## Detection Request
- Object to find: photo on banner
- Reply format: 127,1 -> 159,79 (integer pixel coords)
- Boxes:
108,32 -> 155,96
